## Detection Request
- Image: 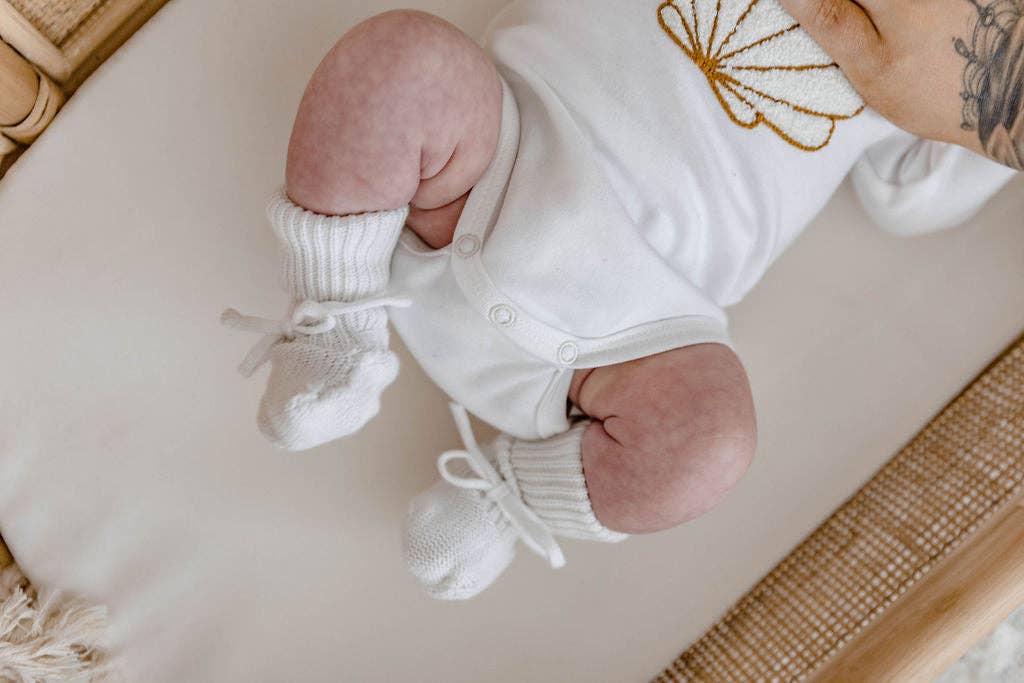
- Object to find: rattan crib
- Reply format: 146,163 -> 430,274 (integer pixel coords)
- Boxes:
1,2 -> 1022,681
656,332 -> 1024,682
0,0 -> 166,173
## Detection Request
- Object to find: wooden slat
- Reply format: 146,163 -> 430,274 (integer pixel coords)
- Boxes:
0,0 -> 71,81
63,0 -> 170,92
60,0 -> 149,71
813,497 -> 1024,682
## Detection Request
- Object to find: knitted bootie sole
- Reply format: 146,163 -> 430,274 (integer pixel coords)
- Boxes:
257,342 -> 401,450
405,482 -> 519,601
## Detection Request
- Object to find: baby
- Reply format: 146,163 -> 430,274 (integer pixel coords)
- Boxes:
224,1 -> 1018,599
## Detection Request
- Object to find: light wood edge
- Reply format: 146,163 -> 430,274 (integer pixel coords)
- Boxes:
63,0 -> 170,93
1,66 -> 64,143
0,537 -> 12,570
0,128 -> 16,171
0,134 -> 15,152
61,0 -> 150,72
0,551 -> 11,570
0,0 -> 70,82
0,35 -> 49,166
0,0 -> 168,175
810,494 -> 1024,682
0,36 -> 35,124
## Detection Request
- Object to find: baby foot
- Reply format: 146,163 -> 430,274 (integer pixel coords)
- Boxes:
223,192 -> 410,451
404,466 -> 523,600
404,404 -> 627,600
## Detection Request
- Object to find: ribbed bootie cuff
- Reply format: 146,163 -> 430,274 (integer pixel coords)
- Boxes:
504,422 -> 628,543
267,190 -> 408,302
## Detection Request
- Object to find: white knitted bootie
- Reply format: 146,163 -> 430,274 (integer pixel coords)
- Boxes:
223,192 -> 411,451
404,404 -> 627,600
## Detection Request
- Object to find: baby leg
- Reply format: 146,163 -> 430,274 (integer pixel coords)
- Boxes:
286,9 -> 503,246
405,343 -> 757,599
569,344 -> 758,534
250,10 -> 502,449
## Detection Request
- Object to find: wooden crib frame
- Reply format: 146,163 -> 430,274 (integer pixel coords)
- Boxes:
2,2 -> 1023,680
656,332 -> 1024,682
0,0 -> 167,174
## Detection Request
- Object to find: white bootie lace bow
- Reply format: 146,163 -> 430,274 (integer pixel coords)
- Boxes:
221,296 -> 412,377
438,402 -> 566,569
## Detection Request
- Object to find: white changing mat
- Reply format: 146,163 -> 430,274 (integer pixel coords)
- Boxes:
0,1 -> 1021,681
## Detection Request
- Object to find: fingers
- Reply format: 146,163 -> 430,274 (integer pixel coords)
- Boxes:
780,0 -> 886,81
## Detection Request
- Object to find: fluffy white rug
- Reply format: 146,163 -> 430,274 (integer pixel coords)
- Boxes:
938,606 -> 1024,683
0,564 -> 118,682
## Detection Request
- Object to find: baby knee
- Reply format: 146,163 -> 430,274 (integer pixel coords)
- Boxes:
646,433 -> 754,533
666,428 -> 756,525
585,413 -> 757,535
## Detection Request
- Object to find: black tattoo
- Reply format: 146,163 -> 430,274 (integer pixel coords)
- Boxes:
955,0 -> 1024,170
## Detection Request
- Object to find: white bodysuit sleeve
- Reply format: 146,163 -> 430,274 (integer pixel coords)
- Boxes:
851,130 -> 1018,237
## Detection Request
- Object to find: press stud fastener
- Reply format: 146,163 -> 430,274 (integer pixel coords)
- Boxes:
489,304 -> 516,327
557,342 -> 579,365
454,234 -> 481,257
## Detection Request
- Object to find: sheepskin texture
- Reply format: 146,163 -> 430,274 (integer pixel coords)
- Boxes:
0,564 -> 118,682
937,605 -> 1024,683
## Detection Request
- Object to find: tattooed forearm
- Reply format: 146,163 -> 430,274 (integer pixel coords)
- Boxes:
955,0 -> 1024,170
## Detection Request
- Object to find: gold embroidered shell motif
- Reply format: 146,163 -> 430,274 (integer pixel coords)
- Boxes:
658,0 -> 864,151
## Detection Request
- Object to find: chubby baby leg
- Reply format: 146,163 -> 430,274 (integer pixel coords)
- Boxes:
570,344 -> 758,534
286,9 -> 502,246
235,10 -> 502,450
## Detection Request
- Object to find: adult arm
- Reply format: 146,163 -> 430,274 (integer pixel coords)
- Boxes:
780,0 -> 1024,171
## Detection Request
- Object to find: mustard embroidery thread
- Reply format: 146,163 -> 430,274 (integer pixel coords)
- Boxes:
658,0 -> 864,151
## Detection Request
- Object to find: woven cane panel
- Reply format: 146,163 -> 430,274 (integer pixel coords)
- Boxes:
8,0 -> 105,45
655,334 -> 1024,682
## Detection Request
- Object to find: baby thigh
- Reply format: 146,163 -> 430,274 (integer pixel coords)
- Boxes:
569,344 -> 759,534
285,10 -> 503,247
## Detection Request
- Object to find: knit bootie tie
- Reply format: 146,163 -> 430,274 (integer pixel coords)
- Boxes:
404,404 -> 627,600
223,191 -> 411,451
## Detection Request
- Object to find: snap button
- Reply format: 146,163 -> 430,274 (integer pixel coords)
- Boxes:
454,234 -> 481,258
557,341 -> 579,365
488,304 -> 516,327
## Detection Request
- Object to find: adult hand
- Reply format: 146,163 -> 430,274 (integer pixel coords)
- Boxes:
779,0 -> 1024,170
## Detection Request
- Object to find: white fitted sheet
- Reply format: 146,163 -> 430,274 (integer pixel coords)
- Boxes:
0,0 -> 1021,680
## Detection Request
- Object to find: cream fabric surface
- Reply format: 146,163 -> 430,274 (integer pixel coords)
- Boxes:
0,0 -> 1021,681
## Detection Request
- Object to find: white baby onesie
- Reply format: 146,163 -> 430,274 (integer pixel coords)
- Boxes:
384,0 -> 1018,441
